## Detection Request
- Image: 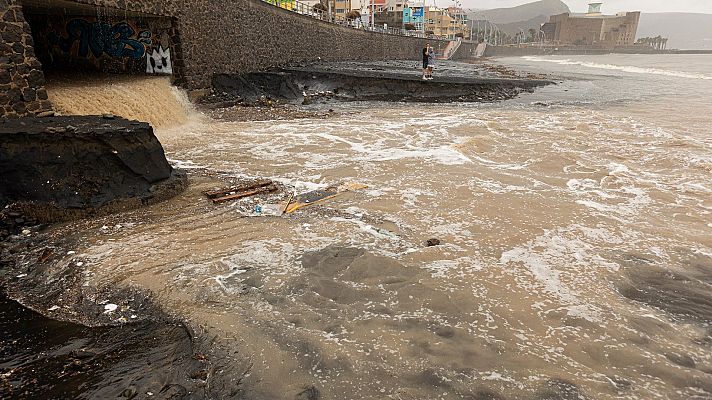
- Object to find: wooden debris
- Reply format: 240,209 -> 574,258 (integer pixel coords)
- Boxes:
204,180 -> 273,199
283,182 -> 368,213
211,184 -> 278,204
282,193 -> 294,214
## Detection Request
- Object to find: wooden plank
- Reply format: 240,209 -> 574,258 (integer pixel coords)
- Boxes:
282,192 -> 294,214
204,180 -> 274,199
211,185 -> 278,204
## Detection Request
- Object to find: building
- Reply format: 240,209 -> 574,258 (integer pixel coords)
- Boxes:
333,0 -> 351,19
403,1 -> 425,31
373,10 -> 403,28
424,6 -> 468,38
318,0 -> 353,19
374,0 -> 427,31
544,2 -> 640,48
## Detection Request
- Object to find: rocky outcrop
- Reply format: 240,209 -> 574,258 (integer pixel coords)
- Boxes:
211,65 -> 553,104
0,115 -> 186,221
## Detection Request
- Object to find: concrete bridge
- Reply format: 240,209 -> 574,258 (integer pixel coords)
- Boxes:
1,0 -> 472,118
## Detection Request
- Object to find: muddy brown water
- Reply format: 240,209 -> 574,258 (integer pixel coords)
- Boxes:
10,57 -> 712,399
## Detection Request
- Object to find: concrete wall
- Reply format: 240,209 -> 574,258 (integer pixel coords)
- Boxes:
0,0 -> 52,118
482,45 -> 611,57
553,13 -> 604,46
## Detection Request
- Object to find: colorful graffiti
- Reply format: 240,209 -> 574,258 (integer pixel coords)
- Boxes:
27,14 -> 173,75
52,19 -> 152,59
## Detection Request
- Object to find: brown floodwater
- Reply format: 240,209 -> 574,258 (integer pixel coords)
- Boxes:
34,56 -> 712,399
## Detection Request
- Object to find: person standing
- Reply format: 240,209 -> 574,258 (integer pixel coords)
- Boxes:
422,43 -> 430,80
427,44 -> 435,80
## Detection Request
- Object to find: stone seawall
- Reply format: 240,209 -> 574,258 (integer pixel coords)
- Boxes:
1,0 -> 460,117
0,0 -> 52,118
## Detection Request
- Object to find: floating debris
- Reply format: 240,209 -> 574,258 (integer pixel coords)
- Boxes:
426,238 -> 442,247
205,180 -> 278,204
254,204 -> 284,216
283,182 -> 367,213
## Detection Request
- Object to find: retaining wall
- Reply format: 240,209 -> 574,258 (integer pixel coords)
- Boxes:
0,0 -> 52,118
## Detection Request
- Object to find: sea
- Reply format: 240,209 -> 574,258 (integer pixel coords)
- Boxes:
29,54 -> 712,399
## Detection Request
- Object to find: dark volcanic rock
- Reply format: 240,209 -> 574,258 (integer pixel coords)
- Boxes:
0,293 -> 207,399
426,238 -> 442,247
213,72 -> 301,103
665,352 -> 696,369
210,62 -> 552,106
0,116 -> 185,221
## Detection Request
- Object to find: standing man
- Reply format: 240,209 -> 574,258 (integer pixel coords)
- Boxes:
422,43 -> 430,80
427,44 -> 435,80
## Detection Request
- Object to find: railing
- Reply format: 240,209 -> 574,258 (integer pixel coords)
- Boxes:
440,37 -> 462,59
263,0 -> 436,39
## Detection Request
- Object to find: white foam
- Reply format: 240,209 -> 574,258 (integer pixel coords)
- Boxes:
361,146 -> 471,165
166,158 -> 209,170
271,177 -> 328,194
522,56 -> 712,80
423,260 -> 460,278
499,225 -> 622,322
329,217 -> 399,241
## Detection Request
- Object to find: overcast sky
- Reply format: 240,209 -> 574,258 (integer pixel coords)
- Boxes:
462,0 -> 712,14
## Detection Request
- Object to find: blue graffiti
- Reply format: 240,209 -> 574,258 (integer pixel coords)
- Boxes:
52,19 -> 151,59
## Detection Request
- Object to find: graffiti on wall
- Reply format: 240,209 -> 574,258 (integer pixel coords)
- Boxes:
146,47 -> 172,74
53,19 -> 153,59
28,15 -> 173,75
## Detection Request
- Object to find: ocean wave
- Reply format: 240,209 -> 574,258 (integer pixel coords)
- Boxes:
522,56 -> 712,80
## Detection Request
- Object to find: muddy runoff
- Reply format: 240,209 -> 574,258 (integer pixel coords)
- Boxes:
5,58 -> 712,399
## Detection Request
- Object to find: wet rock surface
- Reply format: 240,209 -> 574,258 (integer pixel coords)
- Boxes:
0,227 -> 249,399
0,294 -> 206,399
208,60 -> 553,106
0,116 -> 186,221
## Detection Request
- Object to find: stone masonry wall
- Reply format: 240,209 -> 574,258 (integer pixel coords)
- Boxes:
0,0 -> 52,118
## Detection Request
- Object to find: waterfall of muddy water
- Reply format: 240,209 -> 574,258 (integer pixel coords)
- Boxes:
36,55 -> 712,399
45,74 -> 195,129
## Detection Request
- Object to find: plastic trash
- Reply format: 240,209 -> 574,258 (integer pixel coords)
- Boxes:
254,204 -> 284,216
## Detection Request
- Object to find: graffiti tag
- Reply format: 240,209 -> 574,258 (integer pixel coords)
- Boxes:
146,46 -> 172,74
52,19 -> 151,59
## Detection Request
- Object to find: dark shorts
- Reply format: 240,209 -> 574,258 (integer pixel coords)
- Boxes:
423,59 -> 429,69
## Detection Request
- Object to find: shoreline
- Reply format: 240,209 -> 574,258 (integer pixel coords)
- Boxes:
0,213 -> 250,398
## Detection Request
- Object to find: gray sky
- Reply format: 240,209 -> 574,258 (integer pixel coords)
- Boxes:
462,0 -> 712,14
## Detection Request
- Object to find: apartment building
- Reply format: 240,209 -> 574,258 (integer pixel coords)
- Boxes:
544,3 -> 640,48
424,6 -> 468,38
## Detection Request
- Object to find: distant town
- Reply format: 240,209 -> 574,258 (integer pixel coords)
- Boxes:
264,0 -> 678,51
